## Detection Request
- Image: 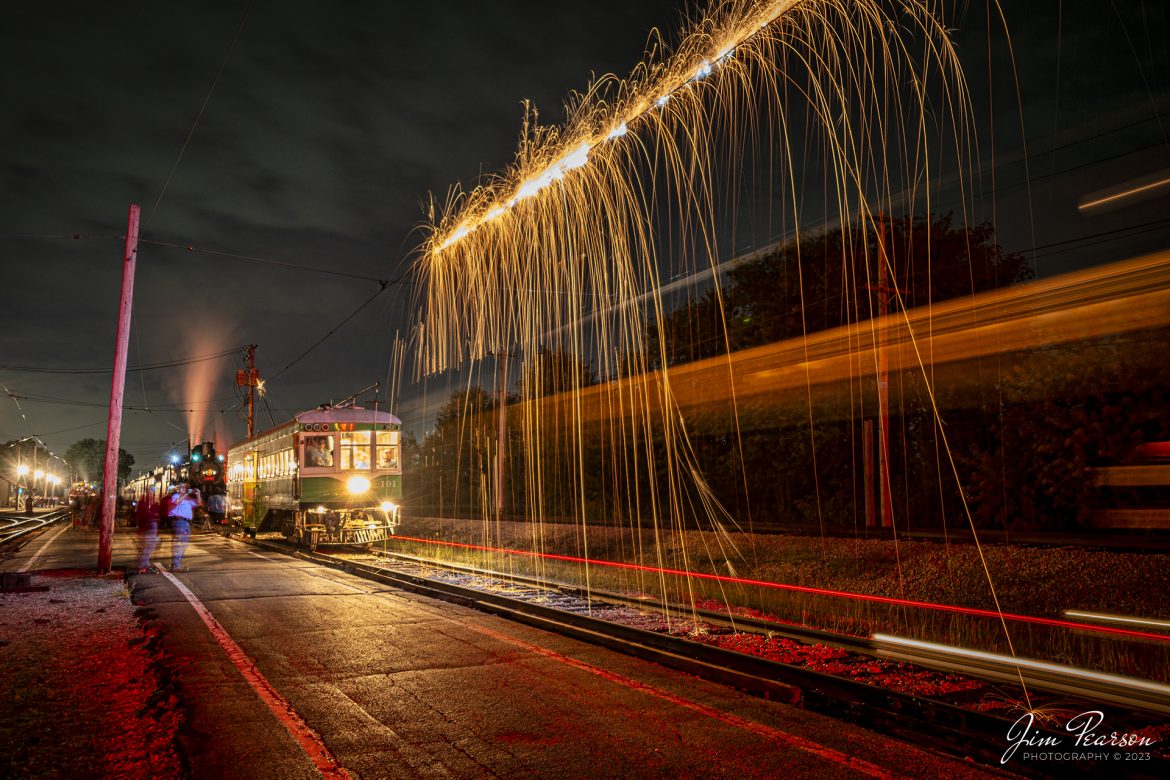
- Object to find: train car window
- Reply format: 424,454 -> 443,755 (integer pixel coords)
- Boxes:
376,431 -> 399,470
280,448 -> 294,476
340,431 -> 372,470
304,435 -> 334,467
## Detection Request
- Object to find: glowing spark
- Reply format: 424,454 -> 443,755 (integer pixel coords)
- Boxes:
439,224 -> 472,251
513,141 -> 591,203
1078,174 -> 1170,211
561,141 -> 590,171
429,0 -> 817,253
387,537 -> 1170,644
414,0 -> 1012,679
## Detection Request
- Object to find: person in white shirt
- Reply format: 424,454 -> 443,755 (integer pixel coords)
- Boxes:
166,485 -> 198,572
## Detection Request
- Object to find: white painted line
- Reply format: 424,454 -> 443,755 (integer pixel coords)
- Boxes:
18,523 -> 71,573
159,569 -> 352,779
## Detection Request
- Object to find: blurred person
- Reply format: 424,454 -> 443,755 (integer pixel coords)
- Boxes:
206,490 -> 228,526
166,485 -> 197,572
135,486 -> 161,573
82,492 -> 97,528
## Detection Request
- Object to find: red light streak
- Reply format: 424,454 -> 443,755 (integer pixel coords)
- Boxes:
390,535 -> 1170,644
456,619 -> 896,778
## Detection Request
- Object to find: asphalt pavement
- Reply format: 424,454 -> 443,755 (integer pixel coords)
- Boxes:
3,521 -> 1004,779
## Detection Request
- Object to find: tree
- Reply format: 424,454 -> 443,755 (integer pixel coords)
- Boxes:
412,388 -> 499,516
65,438 -> 135,484
517,348 -> 598,397
636,213 -> 1040,530
647,214 -> 1033,367
960,333 -> 1170,529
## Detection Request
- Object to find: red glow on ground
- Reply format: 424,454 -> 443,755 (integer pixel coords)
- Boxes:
455,619 -> 897,778
390,535 -> 1170,644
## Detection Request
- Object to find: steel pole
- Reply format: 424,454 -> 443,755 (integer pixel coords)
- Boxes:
98,204 -> 140,573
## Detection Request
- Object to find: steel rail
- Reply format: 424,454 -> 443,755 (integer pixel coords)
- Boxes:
405,515 -> 1170,552
234,535 -> 1167,778
365,548 -> 1170,716
0,509 -> 71,545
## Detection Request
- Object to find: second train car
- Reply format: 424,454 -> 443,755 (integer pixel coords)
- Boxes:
227,405 -> 403,549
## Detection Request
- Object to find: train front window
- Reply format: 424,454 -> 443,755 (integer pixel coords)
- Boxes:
304,435 -> 334,468
340,431 -> 371,470
376,431 -> 399,470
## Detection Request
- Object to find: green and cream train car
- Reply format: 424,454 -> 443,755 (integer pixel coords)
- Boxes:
227,406 -> 403,549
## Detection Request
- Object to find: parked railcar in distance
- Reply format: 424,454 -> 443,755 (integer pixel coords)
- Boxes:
227,405 -> 403,549
123,441 -> 226,506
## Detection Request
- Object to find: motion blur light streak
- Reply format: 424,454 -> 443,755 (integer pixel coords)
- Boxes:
416,0 -> 973,527
872,634 -> 1170,712
1063,611 -> 1170,633
412,0 -> 1048,689
389,535 -> 1170,644
1078,172 -> 1170,212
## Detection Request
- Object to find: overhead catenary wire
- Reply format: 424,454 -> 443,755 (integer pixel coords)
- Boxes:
144,1 -> 253,231
268,277 -> 400,382
139,238 -> 399,286
0,347 -> 242,375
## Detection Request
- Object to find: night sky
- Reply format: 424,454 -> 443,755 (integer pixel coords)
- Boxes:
2,1 -> 1167,474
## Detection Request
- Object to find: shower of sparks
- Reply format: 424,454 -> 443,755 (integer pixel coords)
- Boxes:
413,0 -> 986,643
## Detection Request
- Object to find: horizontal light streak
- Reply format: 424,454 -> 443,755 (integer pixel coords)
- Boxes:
388,534 -> 1170,643
1079,173 -> 1170,211
1063,610 -> 1170,632
873,634 -> 1170,699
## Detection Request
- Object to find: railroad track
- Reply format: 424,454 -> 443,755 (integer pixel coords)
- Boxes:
354,548 -> 1170,716
405,515 -> 1170,552
0,510 -> 70,546
234,535 -> 1169,778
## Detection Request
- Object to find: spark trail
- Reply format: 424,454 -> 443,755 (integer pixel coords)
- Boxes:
414,0 -> 986,649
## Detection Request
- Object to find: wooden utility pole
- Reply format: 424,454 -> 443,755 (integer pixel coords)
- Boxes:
246,344 -> 257,438
98,204 -> 139,573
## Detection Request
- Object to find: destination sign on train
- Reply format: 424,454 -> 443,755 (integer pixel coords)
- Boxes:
300,422 -> 399,432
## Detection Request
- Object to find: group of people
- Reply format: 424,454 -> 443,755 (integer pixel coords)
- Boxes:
135,483 -> 229,573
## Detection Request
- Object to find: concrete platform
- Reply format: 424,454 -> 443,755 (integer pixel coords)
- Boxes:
3,522 -> 1003,779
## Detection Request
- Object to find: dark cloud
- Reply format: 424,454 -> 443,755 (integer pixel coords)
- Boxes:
1,1 -> 1167,467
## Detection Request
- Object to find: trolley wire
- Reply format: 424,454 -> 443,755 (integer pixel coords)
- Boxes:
139,238 -> 396,286
0,347 -> 242,375
268,278 -> 399,382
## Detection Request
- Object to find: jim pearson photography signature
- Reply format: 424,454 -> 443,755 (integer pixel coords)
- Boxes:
1003,710 -> 1156,764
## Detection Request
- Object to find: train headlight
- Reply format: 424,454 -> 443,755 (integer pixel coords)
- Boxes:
379,501 -> 397,514
346,476 -> 371,495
